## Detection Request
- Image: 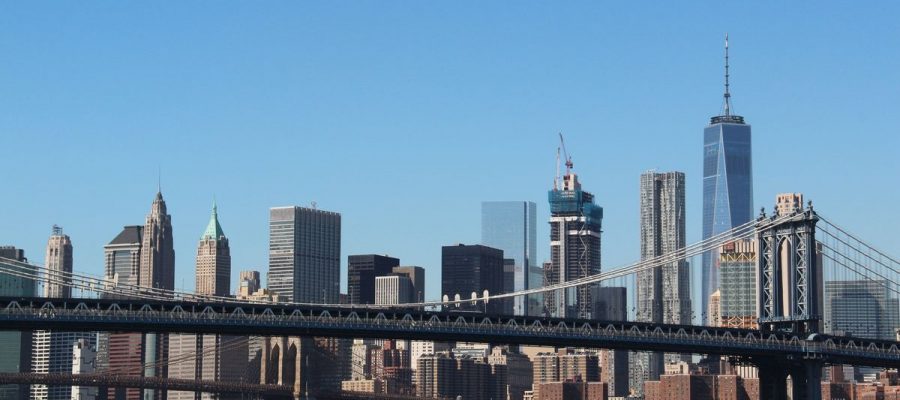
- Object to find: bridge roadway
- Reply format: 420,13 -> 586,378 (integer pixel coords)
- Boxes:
1,296 -> 898,369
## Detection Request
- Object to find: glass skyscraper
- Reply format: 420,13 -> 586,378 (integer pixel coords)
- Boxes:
700,36 -> 753,323
481,201 -> 537,316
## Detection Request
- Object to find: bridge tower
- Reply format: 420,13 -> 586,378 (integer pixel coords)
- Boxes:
754,194 -> 824,400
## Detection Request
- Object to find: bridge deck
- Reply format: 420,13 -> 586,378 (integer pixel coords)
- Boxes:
0,297 -> 897,368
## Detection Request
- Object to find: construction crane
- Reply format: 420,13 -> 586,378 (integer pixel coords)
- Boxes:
553,133 -> 575,191
559,132 -> 573,174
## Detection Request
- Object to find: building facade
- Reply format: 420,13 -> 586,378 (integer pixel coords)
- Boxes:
633,171 -> 690,393
195,203 -> 230,297
441,244 -> 505,314
0,247 -> 34,400
592,286 -> 629,398
701,36 -> 753,325
481,201 -> 538,316
825,280 -> 900,341
348,254 -> 400,305
268,206 -> 341,303
547,171 -> 602,319
719,239 -> 757,329
375,275 -> 415,305
391,266 -> 425,303
238,270 -> 260,298
31,226 -> 97,400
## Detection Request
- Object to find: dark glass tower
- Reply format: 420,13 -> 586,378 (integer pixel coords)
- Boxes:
701,35 -> 753,324
441,244 -> 505,314
348,254 -> 400,305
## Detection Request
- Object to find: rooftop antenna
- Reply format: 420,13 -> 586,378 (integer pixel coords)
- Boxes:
157,166 -> 162,193
723,33 -> 732,117
51,224 -> 62,236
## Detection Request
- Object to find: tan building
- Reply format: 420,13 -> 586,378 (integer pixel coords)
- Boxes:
341,379 -> 382,393
169,203 -> 247,400
238,270 -> 260,298
708,290 -> 721,328
196,203 -> 230,297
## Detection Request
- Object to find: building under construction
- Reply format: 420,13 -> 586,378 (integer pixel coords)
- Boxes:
545,135 -> 603,319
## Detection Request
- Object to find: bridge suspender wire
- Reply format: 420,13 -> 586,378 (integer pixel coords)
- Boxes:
0,215 -> 764,310
0,212 -> 797,310
819,215 -> 900,266
818,217 -> 900,278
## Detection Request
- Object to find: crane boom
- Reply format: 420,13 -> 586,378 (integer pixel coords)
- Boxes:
558,133 -> 573,174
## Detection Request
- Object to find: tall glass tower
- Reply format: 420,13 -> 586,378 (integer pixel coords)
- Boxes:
481,201 -> 537,316
701,35 -> 753,324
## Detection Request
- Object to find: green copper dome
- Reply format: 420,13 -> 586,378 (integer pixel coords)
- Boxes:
201,203 -> 225,240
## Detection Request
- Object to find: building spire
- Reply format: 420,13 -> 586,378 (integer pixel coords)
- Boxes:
723,33 -> 732,117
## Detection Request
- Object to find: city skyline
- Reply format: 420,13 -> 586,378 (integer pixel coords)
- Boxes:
1,3 -> 898,307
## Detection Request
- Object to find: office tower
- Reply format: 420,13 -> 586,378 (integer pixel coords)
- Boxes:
633,171 -> 689,391
488,346 -> 533,400
238,270 -> 260,298
101,227 -> 143,400
416,352 -> 457,398
411,341 -> 452,372
592,287 -> 629,398
71,339 -> 97,400
375,275 -> 415,305
441,244 -> 505,313
719,239 -> 757,329
0,247 -> 33,400
348,254 -> 400,305
32,227 -> 96,400
708,290 -> 722,327
701,35 -> 753,324
268,206 -> 341,303
825,280 -> 900,340
528,264 -> 545,317
481,201 -> 538,316
140,190 -> 175,290
139,191 -> 175,400
547,165 -> 602,319
392,266 -> 425,303
104,225 -> 144,290
44,225 -> 73,298
170,204 -> 246,400
195,203 -> 230,297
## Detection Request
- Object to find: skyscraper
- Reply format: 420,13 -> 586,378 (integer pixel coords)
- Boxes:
375,275 -> 415,305
481,201 -> 538,316
592,286 -> 629,398
441,244 -> 505,314
825,280 -> 900,341
0,247 -> 33,400
195,203 -> 230,297
170,203 -> 245,400
718,239 -> 757,329
139,190 -> 175,291
701,35 -> 753,323
348,254 -> 400,305
268,206 -> 341,303
140,190 -> 176,400
43,225 -> 72,298
392,266 -> 425,303
101,226 -> 143,400
32,227 -> 96,400
633,171 -> 691,390
547,165 -> 602,319
238,270 -> 260,298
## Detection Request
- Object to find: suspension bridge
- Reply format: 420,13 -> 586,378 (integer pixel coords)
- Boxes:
1,202 -> 898,400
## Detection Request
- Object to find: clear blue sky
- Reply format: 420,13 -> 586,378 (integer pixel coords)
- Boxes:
2,2 -> 898,303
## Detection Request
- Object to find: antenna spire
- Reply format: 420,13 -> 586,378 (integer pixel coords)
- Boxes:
723,33 -> 732,117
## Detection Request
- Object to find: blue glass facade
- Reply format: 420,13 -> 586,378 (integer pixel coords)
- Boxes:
481,201 -> 537,316
701,119 -> 752,323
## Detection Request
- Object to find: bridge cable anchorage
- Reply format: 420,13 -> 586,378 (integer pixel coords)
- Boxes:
0,212 -> 800,310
